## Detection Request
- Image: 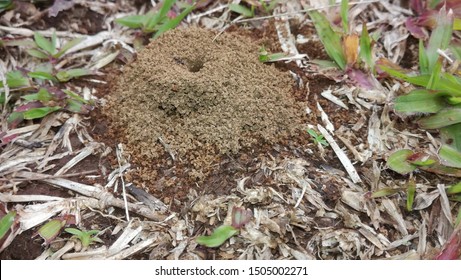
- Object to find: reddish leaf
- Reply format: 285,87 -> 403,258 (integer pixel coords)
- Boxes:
435,225 -> 461,260
14,101 -> 44,112
231,206 -> 252,229
346,68 -> 375,89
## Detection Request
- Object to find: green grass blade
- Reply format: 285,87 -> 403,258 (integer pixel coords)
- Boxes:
229,3 -> 254,18
146,0 -> 176,30
34,32 -> 54,55
196,225 -> 238,248
419,39 -> 429,74
418,108 -> 461,129
439,144 -> 461,168
340,0 -> 349,34
153,4 -> 194,39
427,58 -> 442,89
26,49 -> 49,59
406,180 -> 416,211
359,23 -> 373,71
64,227 -> 83,235
23,106 -> 61,120
56,68 -> 94,82
426,6 -> 453,72
0,211 -> 16,240
394,89 -> 445,113
55,37 -> 84,58
447,182 -> 461,195
378,65 -> 431,87
308,10 -> 346,70
115,15 -> 146,28
28,71 -> 56,81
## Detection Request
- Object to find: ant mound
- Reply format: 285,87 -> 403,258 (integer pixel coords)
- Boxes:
105,28 -> 304,174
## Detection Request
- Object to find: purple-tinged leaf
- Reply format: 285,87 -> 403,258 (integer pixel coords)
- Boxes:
435,224 -> 461,260
231,206 -> 252,229
405,17 -> 429,39
47,86 -> 67,100
410,0 -> 425,15
7,112 -> 23,129
346,68 -> 375,89
0,133 -> 17,146
14,101 -> 43,112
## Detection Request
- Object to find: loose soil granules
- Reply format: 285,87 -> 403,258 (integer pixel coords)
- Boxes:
105,28 -> 304,174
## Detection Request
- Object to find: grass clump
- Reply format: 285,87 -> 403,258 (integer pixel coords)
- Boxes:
115,0 -> 194,43
0,31 -> 93,134
381,7 -> 461,179
307,0 -> 377,88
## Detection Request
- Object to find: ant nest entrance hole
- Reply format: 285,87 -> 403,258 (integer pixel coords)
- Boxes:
186,56 -> 205,73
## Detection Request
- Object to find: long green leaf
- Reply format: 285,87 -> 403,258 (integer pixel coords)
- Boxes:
378,65 -> 431,87
34,32 -> 55,55
406,180 -> 416,211
28,71 -> 56,81
54,37 -> 84,58
426,6 -> 453,72
359,23 -> 373,71
153,4 -> 195,40
0,211 -> 16,240
115,15 -> 147,28
427,58 -> 442,90
419,39 -> 429,74
419,163 -> 461,177
394,89 -> 445,113
63,89 -> 88,104
308,11 -> 346,70
23,106 -> 61,120
56,68 -> 94,82
418,108 -> 461,129
196,225 -> 238,248
447,182 -> 461,195
229,3 -> 254,18
146,0 -> 177,30
26,49 -> 49,59
439,144 -> 461,168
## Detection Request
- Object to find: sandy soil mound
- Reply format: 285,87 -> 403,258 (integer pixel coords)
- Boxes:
105,28 -> 304,171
